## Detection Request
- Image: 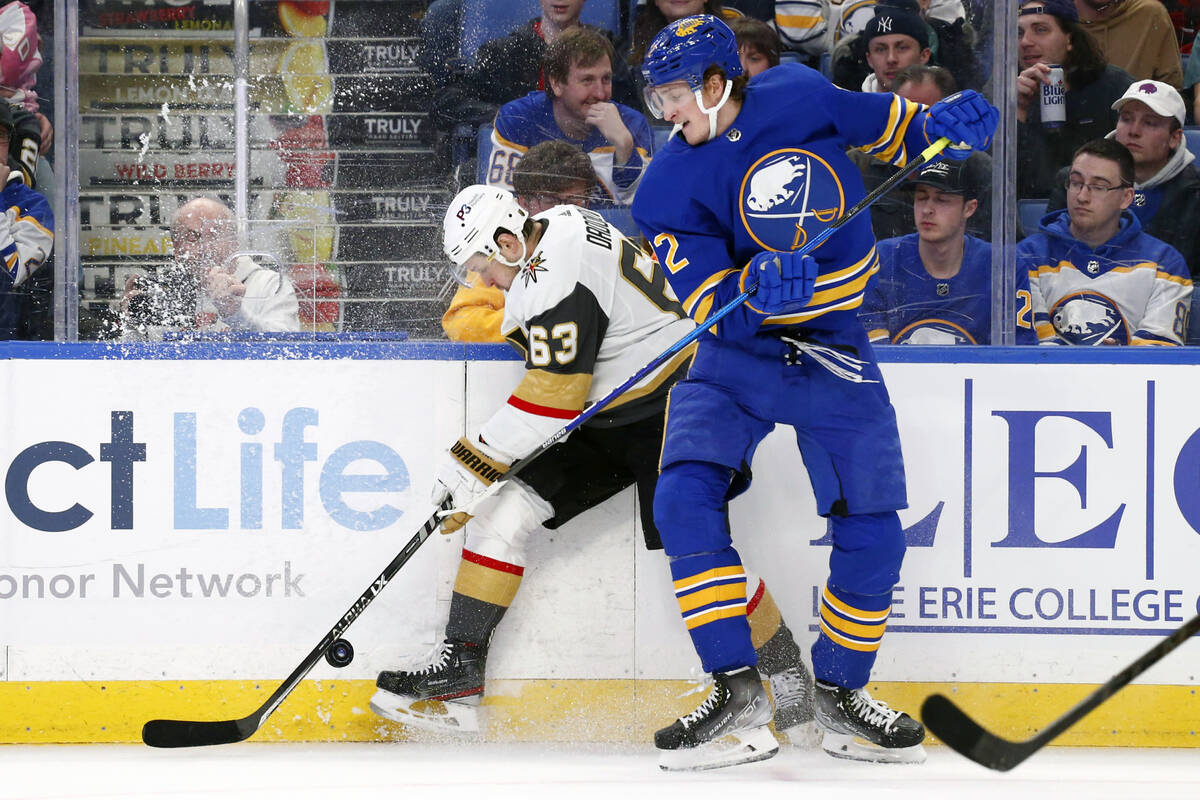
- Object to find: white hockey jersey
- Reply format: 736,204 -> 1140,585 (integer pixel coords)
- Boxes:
1019,210 -> 1192,346
479,205 -> 695,460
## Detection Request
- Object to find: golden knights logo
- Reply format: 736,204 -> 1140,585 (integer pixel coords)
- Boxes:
739,149 -> 846,251
521,252 -> 548,287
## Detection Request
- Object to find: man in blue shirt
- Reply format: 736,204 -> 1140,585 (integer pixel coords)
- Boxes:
487,27 -> 652,206
863,158 -> 1037,344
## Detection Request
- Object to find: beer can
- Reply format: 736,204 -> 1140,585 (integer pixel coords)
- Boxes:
1041,65 -> 1066,129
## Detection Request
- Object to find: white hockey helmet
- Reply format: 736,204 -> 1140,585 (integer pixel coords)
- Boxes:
443,184 -> 530,285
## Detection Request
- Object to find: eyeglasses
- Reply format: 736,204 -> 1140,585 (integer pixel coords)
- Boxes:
1065,179 -> 1131,195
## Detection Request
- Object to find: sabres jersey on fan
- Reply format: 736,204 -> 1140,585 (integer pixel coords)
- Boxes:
862,233 -> 1038,345
478,205 -> 694,459
633,62 -> 937,340
487,92 -> 654,206
1018,208 -> 1192,346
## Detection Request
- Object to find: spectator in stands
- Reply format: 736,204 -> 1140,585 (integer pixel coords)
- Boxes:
0,99 -> 51,340
894,60 -> 955,102
631,1 -> 730,67
860,4 -> 931,92
1020,138 -> 1192,345
448,0 -> 639,118
831,1 -> 982,91
770,0 -> 829,61
120,198 -> 300,339
444,141 -> 599,343
861,158 -> 1035,345
1073,0 -> 1183,88
427,1 -> 639,174
729,16 -> 781,77
850,64 -> 994,241
1045,80 -> 1200,279
487,28 -> 652,206
1017,0 -> 1133,198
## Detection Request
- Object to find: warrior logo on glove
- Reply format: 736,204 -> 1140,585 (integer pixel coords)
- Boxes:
433,437 -> 511,534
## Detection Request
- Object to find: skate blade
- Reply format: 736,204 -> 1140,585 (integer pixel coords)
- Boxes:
776,719 -> 823,749
820,732 -> 927,764
369,688 -> 482,734
658,725 -> 779,772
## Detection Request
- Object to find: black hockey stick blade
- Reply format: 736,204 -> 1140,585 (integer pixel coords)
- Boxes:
142,505 -> 445,748
142,718 -> 256,749
924,611 -> 1200,771
921,693 -> 1035,772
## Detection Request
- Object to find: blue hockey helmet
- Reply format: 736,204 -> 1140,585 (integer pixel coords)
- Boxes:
641,15 -> 743,140
642,14 -> 743,92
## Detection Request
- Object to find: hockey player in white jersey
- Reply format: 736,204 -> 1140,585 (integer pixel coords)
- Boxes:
370,186 -> 818,742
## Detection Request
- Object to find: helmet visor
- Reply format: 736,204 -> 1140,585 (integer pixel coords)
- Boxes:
643,80 -> 695,120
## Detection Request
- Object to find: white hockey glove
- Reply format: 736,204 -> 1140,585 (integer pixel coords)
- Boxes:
431,436 -> 512,534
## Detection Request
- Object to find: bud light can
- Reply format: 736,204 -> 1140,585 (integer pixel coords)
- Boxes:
1041,65 -> 1066,129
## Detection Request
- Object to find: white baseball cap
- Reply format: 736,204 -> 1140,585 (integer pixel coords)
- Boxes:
1111,80 -> 1186,126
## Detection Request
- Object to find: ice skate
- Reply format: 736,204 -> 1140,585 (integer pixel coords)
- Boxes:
814,680 -> 927,763
768,661 -> 821,747
369,639 -> 486,733
655,666 -> 779,771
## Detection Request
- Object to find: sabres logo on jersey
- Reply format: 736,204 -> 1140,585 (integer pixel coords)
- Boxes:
521,252 -> 548,288
1049,291 -> 1130,346
894,319 -> 977,345
739,149 -> 845,252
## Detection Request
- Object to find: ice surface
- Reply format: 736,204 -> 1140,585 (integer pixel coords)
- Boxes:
0,742 -> 1197,800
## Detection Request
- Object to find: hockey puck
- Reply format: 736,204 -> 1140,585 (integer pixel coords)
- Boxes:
324,638 -> 354,668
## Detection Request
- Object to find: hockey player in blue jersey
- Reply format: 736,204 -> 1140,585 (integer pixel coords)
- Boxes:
631,15 -> 998,770
862,158 -> 1038,345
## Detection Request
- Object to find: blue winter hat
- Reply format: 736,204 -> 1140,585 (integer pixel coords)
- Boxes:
1018,0 -> 1079,24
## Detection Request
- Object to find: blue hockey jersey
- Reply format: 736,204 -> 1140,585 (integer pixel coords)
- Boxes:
632,62 -> 940,340
489,91 -> 654,205
861,233 -> 1037,345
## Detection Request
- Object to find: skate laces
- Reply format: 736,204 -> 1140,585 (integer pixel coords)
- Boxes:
847,688 -> 902,733
411,640 -> 457,675
769,667 -> 810,706
680,681 -> 727,729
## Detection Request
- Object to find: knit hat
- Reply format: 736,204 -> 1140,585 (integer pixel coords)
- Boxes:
1017,0 -> 1079,24
864,5 -> 929,50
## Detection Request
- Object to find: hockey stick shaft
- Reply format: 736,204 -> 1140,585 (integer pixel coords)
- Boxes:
513,136 -> 952,467
923,611 -> 1200,770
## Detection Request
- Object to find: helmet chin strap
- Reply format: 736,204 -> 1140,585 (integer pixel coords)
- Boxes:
489,229 -> 529,270
693,79 -> 734,142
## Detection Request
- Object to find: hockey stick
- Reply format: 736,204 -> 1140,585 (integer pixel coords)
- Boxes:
142,136 -> 950,748
142,502 -> 448,748
922,612 -> 1200,771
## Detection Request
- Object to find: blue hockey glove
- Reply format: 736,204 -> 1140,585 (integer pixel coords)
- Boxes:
744,250 -> 817,316
925,90 -> 999,161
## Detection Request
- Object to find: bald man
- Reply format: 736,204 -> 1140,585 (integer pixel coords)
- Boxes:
121,197 -> 300,337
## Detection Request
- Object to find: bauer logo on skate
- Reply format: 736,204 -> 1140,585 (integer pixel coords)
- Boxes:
739,149 -> 846,251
